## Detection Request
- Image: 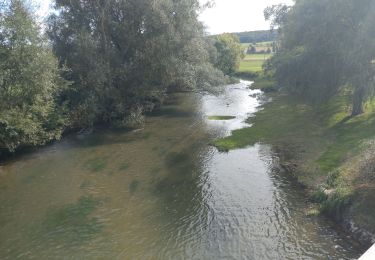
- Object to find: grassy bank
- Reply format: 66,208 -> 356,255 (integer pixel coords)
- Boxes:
214,86 -> 375,244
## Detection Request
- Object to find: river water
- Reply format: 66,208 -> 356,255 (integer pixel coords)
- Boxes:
0,81 -> 364,259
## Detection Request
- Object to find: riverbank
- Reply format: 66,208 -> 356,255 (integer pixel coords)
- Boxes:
214,84 -> 375,246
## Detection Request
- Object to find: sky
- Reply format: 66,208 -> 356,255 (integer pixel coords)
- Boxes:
34,0 -> 293,34
199,0 -> 293,34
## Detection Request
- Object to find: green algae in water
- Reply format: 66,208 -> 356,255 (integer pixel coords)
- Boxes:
129,180 -> 140,193
44,196 -> 103,244
208,116 -> 236,120
119,162 -> 130,171
139,132 -> 151,140
80,180 -> 93,189
84,158 -> 107,172
150,167 -> 162,176
165,152 -> 190,167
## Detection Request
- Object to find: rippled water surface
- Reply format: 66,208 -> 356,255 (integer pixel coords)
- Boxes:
0,81 -> 364,259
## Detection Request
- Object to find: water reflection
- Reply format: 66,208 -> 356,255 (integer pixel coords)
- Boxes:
0,81 -> 364,259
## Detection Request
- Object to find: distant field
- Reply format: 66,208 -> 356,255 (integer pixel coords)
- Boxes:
243,53 -> 272,60
241,41 -> 274,53
238,54 -> 272,73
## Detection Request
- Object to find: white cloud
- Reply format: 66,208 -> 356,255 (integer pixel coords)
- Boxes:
199,0 -> 294,34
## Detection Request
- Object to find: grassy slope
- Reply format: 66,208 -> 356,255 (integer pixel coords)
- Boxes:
214,88 -> 375,239
238,54 -> 272,73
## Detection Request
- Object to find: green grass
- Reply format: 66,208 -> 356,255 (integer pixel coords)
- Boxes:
213,92 -> 325,155
208,116 -> 236,120
238,60 -> 264,73
243,54 -> 272,60
238,54 -> 272,73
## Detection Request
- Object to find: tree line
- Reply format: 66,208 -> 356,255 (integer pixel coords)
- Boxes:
265,0 -> 375,116
0,0 -> 243,154
235,30 -> 277,44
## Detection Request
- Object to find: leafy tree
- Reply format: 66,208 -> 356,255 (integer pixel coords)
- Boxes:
213,33 -> 244,75
48,0 -> 226,129
266,0 -> 375,115
0,0 -> 67,152
247,44 -> 256,54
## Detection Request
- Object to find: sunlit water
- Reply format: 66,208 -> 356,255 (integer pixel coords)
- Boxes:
0,81 -> 364,259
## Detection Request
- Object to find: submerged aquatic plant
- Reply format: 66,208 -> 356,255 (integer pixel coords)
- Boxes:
43,196 -> 103,244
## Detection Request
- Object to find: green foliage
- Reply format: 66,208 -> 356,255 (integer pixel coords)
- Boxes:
311,190 -> 328,204
48,0 -> 227,129
235,30 -> 277,43
327,169 -> 341,188
0,0 -> 230,155
321,193 -> 352,220
213,33 -> 244,75
268,0 -> 375,114
0,0 -> 68,152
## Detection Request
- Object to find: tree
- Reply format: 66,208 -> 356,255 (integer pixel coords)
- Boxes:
213,33 -> 244,75
48,0 -> 226,128
0,0 -> 67,152
247,44 -> 256,54
266,0 -> 375,115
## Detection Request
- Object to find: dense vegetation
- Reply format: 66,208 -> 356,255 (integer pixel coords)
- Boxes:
48,0 -> 227,129
0,0 -> 242,155
212,33 -> 243,75
266,0 -> 375,116
0,0 -> 68,152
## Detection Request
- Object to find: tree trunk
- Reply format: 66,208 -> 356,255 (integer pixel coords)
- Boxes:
351,86 -> 365,116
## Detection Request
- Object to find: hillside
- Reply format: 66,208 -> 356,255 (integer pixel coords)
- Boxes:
234,30 -> 277,43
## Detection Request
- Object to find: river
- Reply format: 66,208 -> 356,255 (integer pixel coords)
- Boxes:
0,80 -> 364,259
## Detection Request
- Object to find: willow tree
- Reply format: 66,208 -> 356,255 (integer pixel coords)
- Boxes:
213,33 -> 244,75
0,0 -> 67,152
48,0 -> 226,128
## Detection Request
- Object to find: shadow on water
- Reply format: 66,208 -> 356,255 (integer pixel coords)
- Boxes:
148,107 -> 196,118
74,130 -> 152,149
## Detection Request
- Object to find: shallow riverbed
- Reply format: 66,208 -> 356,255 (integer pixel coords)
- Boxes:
0,81 -> 364,259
